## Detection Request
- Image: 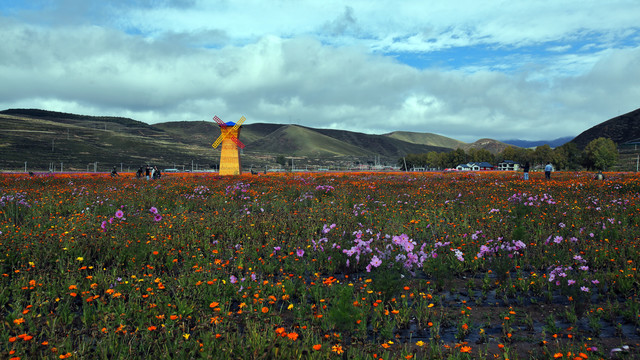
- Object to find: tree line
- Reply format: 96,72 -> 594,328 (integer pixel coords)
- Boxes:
399,137 -> 619,171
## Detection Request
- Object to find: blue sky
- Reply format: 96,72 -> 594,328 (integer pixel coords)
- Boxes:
1,0 -> 639,142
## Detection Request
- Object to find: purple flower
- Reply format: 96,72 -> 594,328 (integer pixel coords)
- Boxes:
580,286 -> 590,292
115,209 -> 124,219
567,279 -> 576,285
370,255 -> 382,268
149,207 -> 158,214
101,221 -> 108,231
230,275 -> 237,284
296,248 -> 305,257
154,214 -> 162,222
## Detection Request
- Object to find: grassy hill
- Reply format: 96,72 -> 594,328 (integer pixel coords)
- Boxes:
570,107 -> 640,149
0,109 -> 455,171
385,132 -> 512,155
248,125 -> 374,157
0,110 -> 217,171
384,131 -> 466,149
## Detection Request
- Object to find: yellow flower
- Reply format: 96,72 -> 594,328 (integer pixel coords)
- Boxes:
76,257 -> 84,261
183,334 -> 190,340
415,341 -> 425,347
287,304 -> 294,310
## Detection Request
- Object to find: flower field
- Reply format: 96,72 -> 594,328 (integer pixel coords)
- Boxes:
1,171 -> 639,359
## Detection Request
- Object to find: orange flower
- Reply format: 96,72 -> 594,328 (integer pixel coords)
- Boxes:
261,306 -> 269,313
209,301 -> 219,308
460,346 -> 472,353
18,334 -> 33,341
148,326 -> 157,331
13,318 -> 25,325
554,353 -> 563,358
461,323 -> 469,331
59,353 -> 73,359
312,344 -> 322,351
170,315 -> 179,320
287,332 -> 299,341
331,345 -> 344,354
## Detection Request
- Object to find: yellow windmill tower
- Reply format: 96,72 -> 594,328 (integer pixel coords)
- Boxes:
212,115 -> 245,175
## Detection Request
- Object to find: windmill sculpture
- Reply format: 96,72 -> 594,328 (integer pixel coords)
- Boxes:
212,115 -> 245,175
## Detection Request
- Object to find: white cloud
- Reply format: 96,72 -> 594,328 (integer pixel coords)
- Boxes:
0,0 -> 639,143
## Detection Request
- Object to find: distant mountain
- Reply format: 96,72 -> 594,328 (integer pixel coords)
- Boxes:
2,108 -> 557,171
460,138 -> 513,154
570,107 -> 640,149
384,131 -> 466,149
247,124 -> 373,157
0,108 -> 453,171
386,132 -> 513,155
501,137 -> 573,149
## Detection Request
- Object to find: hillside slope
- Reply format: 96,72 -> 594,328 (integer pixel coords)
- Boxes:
248,125 -> 373,157
384,131 -> 466,149
571,107 -> 640,149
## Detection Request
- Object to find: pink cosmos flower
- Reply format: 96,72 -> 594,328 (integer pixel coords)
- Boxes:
115,210 -> 124,219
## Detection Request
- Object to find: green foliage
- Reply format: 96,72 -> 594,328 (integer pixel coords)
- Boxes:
328,286 -> 361,334
583,137 -> 619,170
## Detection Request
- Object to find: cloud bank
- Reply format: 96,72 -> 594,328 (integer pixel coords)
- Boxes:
1,0 -> 639,142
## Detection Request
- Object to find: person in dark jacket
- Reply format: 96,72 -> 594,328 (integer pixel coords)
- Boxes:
523,162 -> 530,181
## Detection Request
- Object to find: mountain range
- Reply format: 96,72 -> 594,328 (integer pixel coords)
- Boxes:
1,107 -> 638,171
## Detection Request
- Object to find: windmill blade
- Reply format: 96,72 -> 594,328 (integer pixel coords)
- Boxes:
229,135 -> 245,149
212,134 -> 225,148
232,116 -> 246,129
213,115 -> 227,127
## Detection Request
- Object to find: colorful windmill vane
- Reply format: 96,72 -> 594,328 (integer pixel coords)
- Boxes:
212,115 -> 245,175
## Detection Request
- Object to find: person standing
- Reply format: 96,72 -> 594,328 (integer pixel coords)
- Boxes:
544,162 -> 553,180
145,165 -> 151,180
523,162 -> 530,181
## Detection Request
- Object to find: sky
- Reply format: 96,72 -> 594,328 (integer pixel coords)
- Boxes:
1,0 -> 639,142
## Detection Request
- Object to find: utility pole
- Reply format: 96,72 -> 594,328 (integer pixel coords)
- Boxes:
61,162 -> 63,172
24,162 -> 27,173
121,163 -> 123,172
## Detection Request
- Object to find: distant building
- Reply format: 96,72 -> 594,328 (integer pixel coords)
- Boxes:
456,163 -> 479,171
456,162 -> 495,171
497,160 -> 520,171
